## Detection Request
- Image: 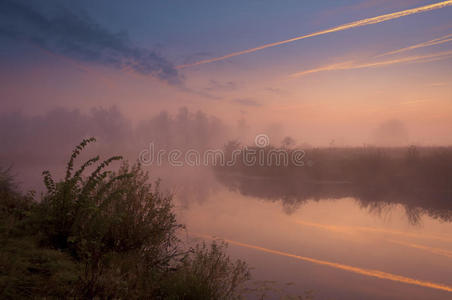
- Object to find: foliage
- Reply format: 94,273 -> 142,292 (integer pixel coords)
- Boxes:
0,138 -> 251,299
0,236 -> 79,298
163,241 -> 251,299
217,144 -> 452,222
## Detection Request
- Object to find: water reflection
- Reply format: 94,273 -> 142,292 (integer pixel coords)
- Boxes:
176,147 -> 452,299
213,146 -> 452,223
181,189 -> 452,300
193,233 -> 452,293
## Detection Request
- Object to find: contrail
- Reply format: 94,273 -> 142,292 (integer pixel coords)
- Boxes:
177,0 -> 452,69
376,33 -> 452,57
290,50 -> 452,77
193,233 -> 452,293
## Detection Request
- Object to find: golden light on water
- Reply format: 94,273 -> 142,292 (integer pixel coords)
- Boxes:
194,233 -> 452,293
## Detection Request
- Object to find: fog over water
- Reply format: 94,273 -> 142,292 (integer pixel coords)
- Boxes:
1,1 -> 452,298
1,106 -> 452,299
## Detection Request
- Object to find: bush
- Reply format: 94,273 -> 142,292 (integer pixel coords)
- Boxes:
163,241 -> 251,299
0,138 -> 251,299
0,236 -> 79,299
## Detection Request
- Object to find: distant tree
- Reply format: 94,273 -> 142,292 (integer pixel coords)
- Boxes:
281,136 -> 296,148
374,119 -> 409,146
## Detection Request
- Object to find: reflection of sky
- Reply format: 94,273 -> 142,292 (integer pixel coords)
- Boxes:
180,189 -> 452,299
1,3 -> 451,296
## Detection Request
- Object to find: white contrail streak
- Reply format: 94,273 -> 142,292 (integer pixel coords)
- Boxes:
193,233 -> 452,293
290,50 -> 452,77
177,0 -> 452,68
376,33 -> 452,57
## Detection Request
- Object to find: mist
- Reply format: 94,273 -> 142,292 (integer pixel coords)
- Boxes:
1,105 -> 450,193
1,2 -> 452,299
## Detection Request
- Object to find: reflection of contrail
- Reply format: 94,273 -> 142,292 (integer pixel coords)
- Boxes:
387,239 -> 452,259
296,220 -> 452,258
295,220 -> 452,243
193,233 -> 452,293
290,50 -> 452,77
376,33 -> 452,57
177,1 -> 452,68
295,220 -> 354,234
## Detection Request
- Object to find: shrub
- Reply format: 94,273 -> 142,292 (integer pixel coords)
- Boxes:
9,137 -> 251,298
163,241 -> 251,299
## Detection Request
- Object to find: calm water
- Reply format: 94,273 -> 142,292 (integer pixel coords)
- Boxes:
178,181 -> 452,299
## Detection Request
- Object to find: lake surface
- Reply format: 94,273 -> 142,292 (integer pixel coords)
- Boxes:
178,181 -> 452,299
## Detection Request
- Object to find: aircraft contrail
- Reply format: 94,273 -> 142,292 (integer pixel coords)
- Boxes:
290,50 -> 452,77
193,233 -> 452,293
177,0 -> 452,69
376,33 -> 452,57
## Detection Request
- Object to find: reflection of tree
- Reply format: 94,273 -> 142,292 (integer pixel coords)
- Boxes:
215,145 -> 452,223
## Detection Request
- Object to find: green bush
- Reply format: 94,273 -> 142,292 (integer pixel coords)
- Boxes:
163,241 -> 250,299
0,138 -> 251,299
0,236 -> 79,298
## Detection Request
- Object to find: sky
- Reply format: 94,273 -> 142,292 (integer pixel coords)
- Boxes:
1,2 -> 451,296
0,0 -> 452,146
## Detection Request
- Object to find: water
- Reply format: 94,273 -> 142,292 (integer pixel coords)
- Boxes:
179,184 -> 452,299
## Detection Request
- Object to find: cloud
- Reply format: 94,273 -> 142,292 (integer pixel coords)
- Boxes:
0,0 -> 180,84
177,0 -> 452,68
205,80 -> 238,91
232,98 -> 262,107
264,87 -> 286,95
290,50 -> 452,77
182,51 -> 213,65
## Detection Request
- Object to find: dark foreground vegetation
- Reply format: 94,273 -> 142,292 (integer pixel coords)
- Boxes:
0,138 -> 250,299
216,144 -> 452,223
